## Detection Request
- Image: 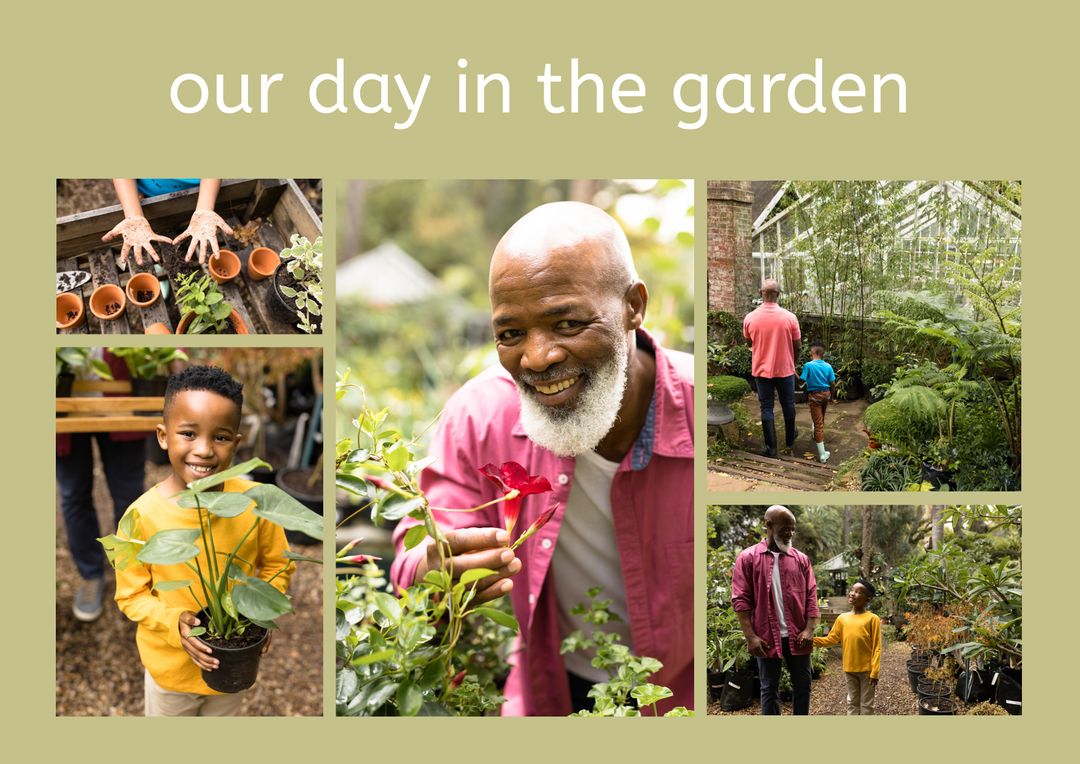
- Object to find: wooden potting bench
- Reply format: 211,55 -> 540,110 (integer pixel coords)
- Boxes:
56,179 -> 322,335
55,380 -> 162,433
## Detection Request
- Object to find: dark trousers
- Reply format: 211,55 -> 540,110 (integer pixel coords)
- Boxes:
56,434 -> 145,581
755,375 -> 796,427
756,637 -> 812,715
567,671 -> 595,713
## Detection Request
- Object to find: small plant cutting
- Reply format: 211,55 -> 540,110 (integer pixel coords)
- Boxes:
278,234 -> 323,334
561,588 -> 691,717
175,270 -> 234,334
335,372 -> 555,716
98,458 -> 323,691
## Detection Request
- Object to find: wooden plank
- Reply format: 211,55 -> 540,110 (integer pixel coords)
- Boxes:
244,178 -> 289,220
736,450 -> 838,474
73,380 -> 132,393
710,463 -> 821,491
57,397 -> 163,413
87,250 -> 130,334
56,415 -> 161,434
56,180 -> 257,259
275,180 -> 323,241
57,255 -> 88,335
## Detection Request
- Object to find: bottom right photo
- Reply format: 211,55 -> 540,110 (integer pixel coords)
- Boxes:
706,504 -> 1022,716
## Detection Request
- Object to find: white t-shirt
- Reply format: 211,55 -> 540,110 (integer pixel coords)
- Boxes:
770,550 -> 788,638
551,449 -> 633,682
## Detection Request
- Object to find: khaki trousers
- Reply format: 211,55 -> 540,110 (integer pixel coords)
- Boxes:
845,671 -> 876,715
808,390 -> 831,443
144,669 -> 247,717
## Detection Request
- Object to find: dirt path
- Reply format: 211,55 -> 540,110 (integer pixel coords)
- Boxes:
708,395 -> 867,492
708,640 -> 916,716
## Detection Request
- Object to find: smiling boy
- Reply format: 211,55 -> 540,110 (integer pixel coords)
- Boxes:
110,365 -> 293,716
813,579 -> 882,715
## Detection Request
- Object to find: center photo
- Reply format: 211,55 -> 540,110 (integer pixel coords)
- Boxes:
334,179 -> 695,717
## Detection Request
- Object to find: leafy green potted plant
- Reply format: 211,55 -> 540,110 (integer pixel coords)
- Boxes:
98,458 -> 323,693
174,271 -> 248,335
107,346 -> 189,397
707,375 -> 750,427
273,234 -> 322,334
56,347 -> 113,399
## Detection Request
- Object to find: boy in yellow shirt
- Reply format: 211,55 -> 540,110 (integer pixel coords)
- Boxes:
110,366 -> 293,716
813,579 -> 882,715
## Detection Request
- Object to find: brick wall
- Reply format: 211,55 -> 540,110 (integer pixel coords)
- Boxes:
707,180 -> 755,316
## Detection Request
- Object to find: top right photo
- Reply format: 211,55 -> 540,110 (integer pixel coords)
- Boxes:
707,181 -> 1021,493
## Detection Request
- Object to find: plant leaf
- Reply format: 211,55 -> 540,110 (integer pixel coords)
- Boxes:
152,579 -> 193,592
189,458 -> 272,492
137,529 -> 201,565
471,606 -> 519,632
232,576 -> 293,621
246,484 -> 324,541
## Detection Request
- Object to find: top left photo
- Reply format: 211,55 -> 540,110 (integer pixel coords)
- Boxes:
56,179 -> 323,335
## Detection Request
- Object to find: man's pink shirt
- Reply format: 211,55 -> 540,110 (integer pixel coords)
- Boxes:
731,540 -> 820,657
390,330 -> 694,715
742,302 -> 801,378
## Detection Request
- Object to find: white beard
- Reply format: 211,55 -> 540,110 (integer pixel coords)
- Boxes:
516,331 -> 629,458
773,537 -> 792,553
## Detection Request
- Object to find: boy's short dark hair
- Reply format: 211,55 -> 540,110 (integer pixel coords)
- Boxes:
810,341 -> 826,355
164,365 -> 243,417
856,578 -> 876,598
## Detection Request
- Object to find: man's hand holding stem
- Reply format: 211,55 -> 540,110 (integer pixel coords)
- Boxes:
414,527 -> 522,604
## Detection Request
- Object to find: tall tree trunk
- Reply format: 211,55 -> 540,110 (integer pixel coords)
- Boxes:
843,506 -> 851,547
929,505 -> 944,550
861,506 -> 873,578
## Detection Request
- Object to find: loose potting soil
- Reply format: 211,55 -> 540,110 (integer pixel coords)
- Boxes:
105,302 -> 121,315
136,290 -> 153,303
199,623 -> 268,650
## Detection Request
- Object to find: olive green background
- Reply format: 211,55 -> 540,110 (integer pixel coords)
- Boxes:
10,0 -> 1068,756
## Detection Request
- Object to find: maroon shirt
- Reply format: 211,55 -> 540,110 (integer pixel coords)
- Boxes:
731,540 -> 819,657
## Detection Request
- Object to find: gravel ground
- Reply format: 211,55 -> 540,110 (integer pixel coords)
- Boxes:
709,641 -> 920,716
55,449 -> 323,716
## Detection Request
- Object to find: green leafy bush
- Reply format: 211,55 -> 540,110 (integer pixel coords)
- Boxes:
859,451 -> 919,492
708,375 -> 750,405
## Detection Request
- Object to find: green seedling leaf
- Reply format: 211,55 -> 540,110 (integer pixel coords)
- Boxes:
403,525 -> 428,550
137,529 -> 201,565
246,484 -> 324,541
373,592 -> 402,624
211,302 -> 232,320
631,683 -> 673,708
233,576 -> 293,621
458,567 -> 497,586
379,494 -> 425,522
336,667 -> 359,703
336,474 -> 372,497
422,569 -> 451,590
98,534 -> 143,570
177,491 -> 252,518
152,579 -> 193,592
188,458 -> 272,492
397,681 -> 423,716
222,590 -> 238,620
471,606 -> 519,632
186,626 -> 206,638
283,550 -> 324,564
352,649 -> 395,667
385,441 -> 409,472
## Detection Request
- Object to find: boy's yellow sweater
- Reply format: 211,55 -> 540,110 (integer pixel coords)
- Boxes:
114,478 -> 294,694
812,610 -> 882,679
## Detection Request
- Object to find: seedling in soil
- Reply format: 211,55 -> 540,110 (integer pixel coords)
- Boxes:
137,290 -> 153,303
106,302 -> 121,315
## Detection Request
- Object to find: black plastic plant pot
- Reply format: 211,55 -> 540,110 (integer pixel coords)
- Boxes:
920,462 -> 955,490
917,697 -> 957,715
956,668 -> 994,704
707,669 -> 726,702
194,615 -> 269,694
917,678 -> 952,700
906,659 -> 929,693
131,376 -> 168,415
719,667 -> 756,712
276,466 -> 323,545
270,269 -> 302,326
994,667 -> 1022,715
56,372 -> 75,417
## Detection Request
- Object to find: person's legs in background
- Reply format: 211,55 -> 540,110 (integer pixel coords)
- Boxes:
756,654 -> 783,715
777,375 -> 798,449
755,376 -> 778,457
782,638 -> 812,715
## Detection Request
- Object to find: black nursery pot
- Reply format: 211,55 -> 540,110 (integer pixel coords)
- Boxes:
956,668 -> 994,704
271,269 -> 321,332
719,667 -> 756,712
56,372 -> 75,417
917,677 -> 952,700
276,466 -> 323,545
906,659 -> 929,693
195,615 -> 269,694
994,667 -> 1022,715
131,376 -> 168,415
917,696 -> 957,716
920,461 -> 955,490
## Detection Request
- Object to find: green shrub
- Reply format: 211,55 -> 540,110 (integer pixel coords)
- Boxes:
708,375 -> 750,405
863,398 -> 934,452
860,451 -> 919,492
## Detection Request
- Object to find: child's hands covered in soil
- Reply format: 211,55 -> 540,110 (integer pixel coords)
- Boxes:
173,209 -> 235,264
102,216 -> 172,267
179,611 -> 219,671
416,527 -> 522,604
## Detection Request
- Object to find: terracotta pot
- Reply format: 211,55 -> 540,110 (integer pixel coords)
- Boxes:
56,292 -> 85,330
209,249 -> 241,284
126,272 -> 161,308
247,247 -> 281,281
145,322 -> 172,335
89,284 -> 126,320
176,309 -> 249,335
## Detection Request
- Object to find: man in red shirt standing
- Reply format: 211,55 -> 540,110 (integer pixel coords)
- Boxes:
732,505 -> 819,715
742,279 -> 801,457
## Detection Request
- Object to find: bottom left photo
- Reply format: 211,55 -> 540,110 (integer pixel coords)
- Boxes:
54,346 -> 324,716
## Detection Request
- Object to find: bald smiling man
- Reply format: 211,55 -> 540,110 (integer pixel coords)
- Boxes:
390,202 -> 694,716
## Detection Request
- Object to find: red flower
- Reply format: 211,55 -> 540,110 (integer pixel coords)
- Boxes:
448,669 -> 467,690
511,504 -> 559,550
339,553 -> 380,565
479,462 -> 552,535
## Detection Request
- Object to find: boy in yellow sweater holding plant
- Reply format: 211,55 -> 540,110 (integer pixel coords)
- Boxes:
102,366 -> 294,716
813,579 -> 882,715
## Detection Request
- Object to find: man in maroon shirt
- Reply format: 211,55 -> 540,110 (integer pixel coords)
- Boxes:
732,505 -> 819,714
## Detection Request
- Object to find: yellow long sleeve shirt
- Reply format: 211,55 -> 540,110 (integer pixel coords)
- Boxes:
812,610 -> 882,679
114,479 -> 294,694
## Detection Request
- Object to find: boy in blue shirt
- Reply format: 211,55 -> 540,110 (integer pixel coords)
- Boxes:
799,342 -> 836,462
